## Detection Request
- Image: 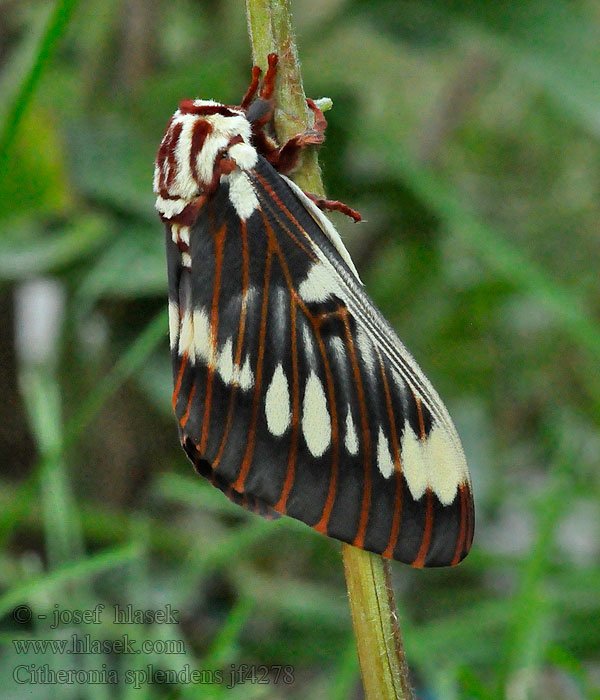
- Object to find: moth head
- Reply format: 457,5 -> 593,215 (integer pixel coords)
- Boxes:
154,99 -> 258,207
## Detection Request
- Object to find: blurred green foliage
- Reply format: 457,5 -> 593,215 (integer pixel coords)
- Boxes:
0,1 -> 599,698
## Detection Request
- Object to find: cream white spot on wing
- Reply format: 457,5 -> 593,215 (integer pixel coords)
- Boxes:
401,424 -> 428,501
192,308 -> 212,364
181,252 -> 192,268
179,226 -> 190,245
424,424 -> 466,505
178,311 -> 194,359
238,355 -> 254,390
357,328 -> 376,375
217,338 -> 234,384
298,263 -> 342,303
168,300 -> 180,350
344,408 -> 359,455
272,287 -> 287,339
329,336 -> 345,363
244,285 -> 258,307
265,364 -> 291,437
376,427 -> 395,479
225,171 -> 259,219
400,420 -> 465,505
302,371 -> 331,457
302,322 -> 317,368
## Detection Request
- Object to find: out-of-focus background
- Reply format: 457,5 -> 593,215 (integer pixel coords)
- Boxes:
1,1 -> 599,698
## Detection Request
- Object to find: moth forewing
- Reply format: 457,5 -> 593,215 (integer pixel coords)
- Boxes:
154,59 -> 474,567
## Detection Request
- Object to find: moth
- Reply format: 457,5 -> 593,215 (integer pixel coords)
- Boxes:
154,55 -> 474,566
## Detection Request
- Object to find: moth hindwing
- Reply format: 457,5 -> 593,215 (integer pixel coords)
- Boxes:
153,54 -> 474,567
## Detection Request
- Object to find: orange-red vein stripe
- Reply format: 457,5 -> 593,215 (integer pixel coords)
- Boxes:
253,173 -> 318,261
213,219 -> 250,468
312,319 -> 340,535
179,383 -> 197,428
412,489 -> 434,567
172,352 -> 188,412
376,350 -> 404,559
451,484 -> 468,566
274,298 -> 299,513
267,223 -> 336,519
261,213 -> 301,513
232,244 -> 272,492
415,396 -> 426,439
199,222 -> 227,453
343,312 -> 371,549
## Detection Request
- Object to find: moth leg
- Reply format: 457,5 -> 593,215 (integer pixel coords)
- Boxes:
303,191 -> 363,222
306,97 -> 327,136
259,52 -> 279,100
242,52 -> 278,108
245,54 -> 280,159
265,98 -> 326,173
245,54 -> 278,124
244,55 -> 329,173
240,65 -> 261,110
244,56 -> 361,224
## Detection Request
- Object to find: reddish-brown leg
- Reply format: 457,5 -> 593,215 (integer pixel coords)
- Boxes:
304,192 -> 362,222
306,98 -> 327,136
267,98 -> 328,172
241,65 -> 261,110
259,53 -> 279,100
244,55 -> 278,154
241,55 -> 361,222
241,54 -> 278,110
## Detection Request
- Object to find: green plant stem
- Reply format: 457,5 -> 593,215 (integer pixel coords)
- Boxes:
245,2 -> 412,698
245,0 -> 322,194
342,546 -> 414,700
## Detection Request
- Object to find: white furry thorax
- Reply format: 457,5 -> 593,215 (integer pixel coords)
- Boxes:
154,100 -> 259,221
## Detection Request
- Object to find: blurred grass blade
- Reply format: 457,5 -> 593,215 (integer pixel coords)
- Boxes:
0,216 -> 110,280
16,279 -> 85,569
0,308 -> 168,550
329,639 -> 362,700
21,370 -> 85,567
502,424 -> 579,695
352,0 -> 600,139
63,306 -> 168,449
0,543 -> 141,620
372,144 -> 600,360
0,0 -> 79,176
202,595 -> 255,669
